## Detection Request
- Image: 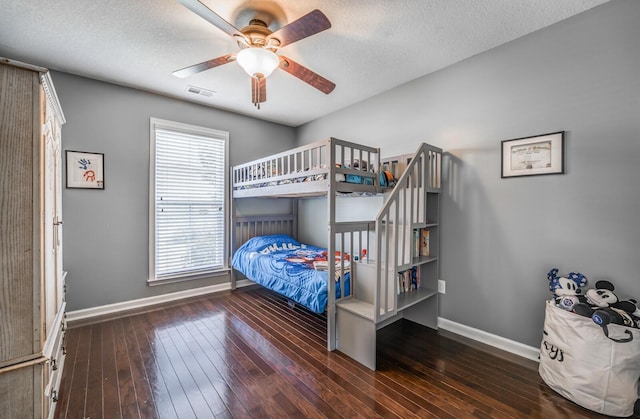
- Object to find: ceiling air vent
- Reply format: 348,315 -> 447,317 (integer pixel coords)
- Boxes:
186,85 -> 215,97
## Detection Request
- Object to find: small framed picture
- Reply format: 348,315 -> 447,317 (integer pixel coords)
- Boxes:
501,131 -> 565,178
66,150 -> 105,189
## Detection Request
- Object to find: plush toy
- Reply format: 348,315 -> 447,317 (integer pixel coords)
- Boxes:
626,298 -> 640,318
379,170 -> 396,187
592,302 -> 639,329
623,299 -> 640,328
547,268 -> 588,311
588,282 -> 640,329
569,279 -> 618,318
351,159 -> 368,170
570,280 -> 640,329
585,280 -> 619,308
571,302 -> 595,318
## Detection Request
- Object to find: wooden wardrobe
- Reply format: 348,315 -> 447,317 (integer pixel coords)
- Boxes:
0,58 -> 67,419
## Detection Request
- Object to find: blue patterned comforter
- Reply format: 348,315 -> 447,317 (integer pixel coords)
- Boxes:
231,235 -> 350,314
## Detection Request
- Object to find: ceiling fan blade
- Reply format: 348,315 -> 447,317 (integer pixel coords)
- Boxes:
267,9 -> 331,48
173,54 -> 235,78
279,56 -> 335,94
178,0 -> 247,41
251,77 -> 267,107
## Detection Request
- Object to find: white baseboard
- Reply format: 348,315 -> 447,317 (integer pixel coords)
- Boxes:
438,317 -> 540,362
66,279 -> 258,324
66,284 -> 208,323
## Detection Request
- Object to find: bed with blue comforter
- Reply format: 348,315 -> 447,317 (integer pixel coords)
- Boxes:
231,234 -> 350,314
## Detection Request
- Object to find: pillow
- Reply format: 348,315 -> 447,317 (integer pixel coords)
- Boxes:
239,234 -> 300,253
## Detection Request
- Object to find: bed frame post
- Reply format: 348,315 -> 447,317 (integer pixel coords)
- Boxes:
292,198 -> 298,239
229,167 -> 237,290
327,138 -> 337,351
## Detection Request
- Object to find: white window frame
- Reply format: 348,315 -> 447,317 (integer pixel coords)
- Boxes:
149,117 -> 229,285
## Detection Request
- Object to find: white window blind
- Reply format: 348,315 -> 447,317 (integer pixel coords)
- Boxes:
149,118 -> 228,282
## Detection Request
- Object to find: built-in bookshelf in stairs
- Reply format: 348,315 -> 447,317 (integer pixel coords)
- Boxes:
336,143 -> 442,369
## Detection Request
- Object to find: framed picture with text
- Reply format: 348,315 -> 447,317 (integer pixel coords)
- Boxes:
66,150 -> 105,189
501,131 -> 564,178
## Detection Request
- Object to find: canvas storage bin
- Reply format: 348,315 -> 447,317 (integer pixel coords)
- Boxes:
539,300 -> 640,417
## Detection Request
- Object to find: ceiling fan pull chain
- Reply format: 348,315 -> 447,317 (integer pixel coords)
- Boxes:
252,76 -> 256,107
253,76 -> 260,109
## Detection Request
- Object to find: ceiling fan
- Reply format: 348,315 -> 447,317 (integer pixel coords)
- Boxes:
173,0 -> 336,109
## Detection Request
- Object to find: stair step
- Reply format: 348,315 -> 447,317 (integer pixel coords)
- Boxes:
336,298 -> 374,321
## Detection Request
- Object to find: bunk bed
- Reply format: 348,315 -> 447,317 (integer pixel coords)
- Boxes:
230,137 -> 443,369
231,138 -> 379,313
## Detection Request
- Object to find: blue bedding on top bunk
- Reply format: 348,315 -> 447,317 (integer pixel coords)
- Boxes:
231,234 -> 350,314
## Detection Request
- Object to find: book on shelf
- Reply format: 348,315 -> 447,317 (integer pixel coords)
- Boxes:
397,272 -> 404,294
397,266 -> 419,294
420,229 -> 430,257
410,267 -> 418,290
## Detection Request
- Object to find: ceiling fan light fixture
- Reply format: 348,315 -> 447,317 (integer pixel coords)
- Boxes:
236,48 -> 279,78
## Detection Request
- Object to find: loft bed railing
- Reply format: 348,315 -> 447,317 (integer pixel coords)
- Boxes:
232,137 -> 381,198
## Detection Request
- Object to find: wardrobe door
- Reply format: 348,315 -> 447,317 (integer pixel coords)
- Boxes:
41,84 -> 64,339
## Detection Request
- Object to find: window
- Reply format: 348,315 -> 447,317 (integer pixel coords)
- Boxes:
149,118 -> 229,284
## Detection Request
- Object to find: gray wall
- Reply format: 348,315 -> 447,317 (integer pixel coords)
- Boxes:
297,195 -> 383,248
53,72 -> 296,311
296,0 -> 640,348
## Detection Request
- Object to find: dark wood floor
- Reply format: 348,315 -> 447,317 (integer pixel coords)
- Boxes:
55,286 -> 638,418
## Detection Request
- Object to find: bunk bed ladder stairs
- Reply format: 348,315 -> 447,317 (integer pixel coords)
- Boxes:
335,143 -> 442,369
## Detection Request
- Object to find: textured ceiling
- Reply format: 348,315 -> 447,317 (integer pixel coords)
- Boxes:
0,0 -> 609,126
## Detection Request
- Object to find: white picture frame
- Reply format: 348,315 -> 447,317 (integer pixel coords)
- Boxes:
65,150 -> 105,189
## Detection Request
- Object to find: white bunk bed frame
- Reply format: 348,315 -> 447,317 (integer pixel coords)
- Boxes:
231,137 -> 442,369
